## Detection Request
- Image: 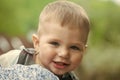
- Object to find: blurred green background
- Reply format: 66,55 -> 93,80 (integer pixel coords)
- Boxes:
0,0 -> 120,80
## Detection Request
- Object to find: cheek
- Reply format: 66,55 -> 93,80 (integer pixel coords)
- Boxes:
38,45 -> 56,60
71,54 -> 83,66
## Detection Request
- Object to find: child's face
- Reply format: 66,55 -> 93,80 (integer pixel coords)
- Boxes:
33,21 -> 86,75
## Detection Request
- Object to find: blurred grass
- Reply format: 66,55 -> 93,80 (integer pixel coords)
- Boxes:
75,45 -> 120,80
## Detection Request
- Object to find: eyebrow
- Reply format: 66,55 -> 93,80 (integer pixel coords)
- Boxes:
72,42 -> 85,47
49,38 -> 62,43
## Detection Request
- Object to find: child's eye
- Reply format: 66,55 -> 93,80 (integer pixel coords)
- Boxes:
49,42 -> 59,47
70,46 -> 80,51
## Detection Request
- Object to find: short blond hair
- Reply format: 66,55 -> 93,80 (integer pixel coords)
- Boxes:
38,0 -> 90,43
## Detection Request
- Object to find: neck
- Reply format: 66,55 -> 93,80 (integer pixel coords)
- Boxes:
56,75 -> 63,80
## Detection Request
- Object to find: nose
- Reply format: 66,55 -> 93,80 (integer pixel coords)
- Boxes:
57,47 -> 69,59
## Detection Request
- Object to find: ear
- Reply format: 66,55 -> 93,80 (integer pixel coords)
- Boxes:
85,44 -> 88,49
32,34 -> 40,51
83,44 -> 88,54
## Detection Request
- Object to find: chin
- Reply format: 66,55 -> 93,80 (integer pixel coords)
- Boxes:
53,71 -> 67,76
51,70 -> 62,74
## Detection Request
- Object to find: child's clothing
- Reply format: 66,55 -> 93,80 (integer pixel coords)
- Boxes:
0,47 -> 79,80
0,64 -> 59,80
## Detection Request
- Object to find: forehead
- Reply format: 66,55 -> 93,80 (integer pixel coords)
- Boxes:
39,20 -> 87,44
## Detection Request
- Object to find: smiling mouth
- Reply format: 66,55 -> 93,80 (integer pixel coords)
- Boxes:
53,61 -> 70,69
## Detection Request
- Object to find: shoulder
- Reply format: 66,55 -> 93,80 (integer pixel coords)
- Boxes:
1,49 -> 21,57
17,47 -> 35,65
0,64 -> 59,80
0,49 -> 21,67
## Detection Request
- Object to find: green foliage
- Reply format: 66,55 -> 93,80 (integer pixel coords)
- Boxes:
79,46 -> 120,80
0,0 -> 54,36
86,0 -> 120,47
